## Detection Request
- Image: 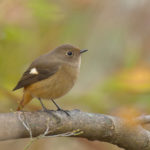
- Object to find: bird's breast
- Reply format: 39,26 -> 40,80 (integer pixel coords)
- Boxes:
26,64 -> 80,99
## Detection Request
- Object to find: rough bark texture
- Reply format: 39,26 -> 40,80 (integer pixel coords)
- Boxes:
0,110 -> 150,150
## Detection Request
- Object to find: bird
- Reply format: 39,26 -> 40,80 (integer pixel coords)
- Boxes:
13,44 -> 88,114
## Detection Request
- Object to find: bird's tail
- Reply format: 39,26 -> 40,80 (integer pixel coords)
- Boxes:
17,91 -> 32,111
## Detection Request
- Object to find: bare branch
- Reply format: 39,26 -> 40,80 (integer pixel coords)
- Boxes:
136,115 -> 150,124
0,110 -> 150,150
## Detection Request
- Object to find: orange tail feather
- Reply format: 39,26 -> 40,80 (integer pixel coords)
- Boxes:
17,91 -> 32,111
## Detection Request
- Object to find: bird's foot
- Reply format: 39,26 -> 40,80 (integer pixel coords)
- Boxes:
57,108 -> 70,116
42,106 -> 49,112
50,99 -> 70,116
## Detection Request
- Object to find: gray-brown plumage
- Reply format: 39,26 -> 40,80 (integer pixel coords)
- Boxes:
13,44 -> 87,110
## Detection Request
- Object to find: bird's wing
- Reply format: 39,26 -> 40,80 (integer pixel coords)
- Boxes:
13,61 -> 60,91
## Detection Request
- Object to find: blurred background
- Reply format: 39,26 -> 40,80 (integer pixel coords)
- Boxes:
0,0 -> 150,149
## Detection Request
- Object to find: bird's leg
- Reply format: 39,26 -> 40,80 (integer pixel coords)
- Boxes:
51,99 -> 61,110
51,99 -> 70,116
38,98 -> 48,111
38,98 -> 62,122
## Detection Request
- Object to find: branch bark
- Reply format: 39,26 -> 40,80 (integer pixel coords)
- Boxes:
0,110 -> 150,150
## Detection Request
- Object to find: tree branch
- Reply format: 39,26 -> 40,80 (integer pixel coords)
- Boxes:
0,110 -> 150,150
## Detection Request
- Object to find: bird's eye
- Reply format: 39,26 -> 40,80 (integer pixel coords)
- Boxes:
67,51 -> 73,56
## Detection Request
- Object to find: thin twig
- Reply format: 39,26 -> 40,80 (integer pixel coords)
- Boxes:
18,112 -> 33,138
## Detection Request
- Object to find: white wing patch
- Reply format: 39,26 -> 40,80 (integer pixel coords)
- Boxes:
29,68 -> 38,75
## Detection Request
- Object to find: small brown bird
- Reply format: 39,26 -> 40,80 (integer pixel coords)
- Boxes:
13,44 -> 87,113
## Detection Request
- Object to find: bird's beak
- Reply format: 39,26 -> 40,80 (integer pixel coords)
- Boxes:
80,49 -> 88,54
